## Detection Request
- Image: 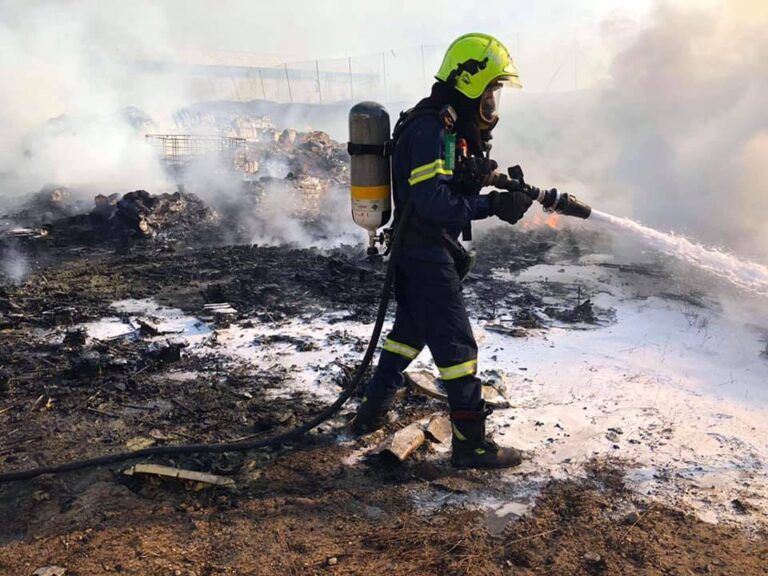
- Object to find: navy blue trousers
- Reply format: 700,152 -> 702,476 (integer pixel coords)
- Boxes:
362,255 -> 483,413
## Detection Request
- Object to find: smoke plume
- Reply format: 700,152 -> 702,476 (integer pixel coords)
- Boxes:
1,0 -> 766,261
0,244 -> 29,284
0,1 -> 179,199
493,1 -> 768,263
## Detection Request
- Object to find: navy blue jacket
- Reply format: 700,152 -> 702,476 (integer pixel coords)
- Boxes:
393,113 -> 492,263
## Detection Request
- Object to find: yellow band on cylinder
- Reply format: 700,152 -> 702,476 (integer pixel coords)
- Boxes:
351,185 -> 390,201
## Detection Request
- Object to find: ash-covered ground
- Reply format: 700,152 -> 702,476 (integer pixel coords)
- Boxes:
1,126 -> 767,575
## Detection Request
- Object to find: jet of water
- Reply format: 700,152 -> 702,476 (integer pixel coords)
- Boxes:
589,210 -> 768,298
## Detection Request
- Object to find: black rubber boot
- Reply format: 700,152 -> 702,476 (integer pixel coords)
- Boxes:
450,407 -> 522,469
350,396 -> 389,435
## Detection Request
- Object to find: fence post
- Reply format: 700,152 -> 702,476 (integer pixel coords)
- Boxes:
421,45 -> 427,92
230,77 -> 242,102
315,60 -> 322,103
284,63 -> 293,103
348,56 -> 354,101
382,52 -> 387,102
258,68 -> 266,100
573,41 -> 579,90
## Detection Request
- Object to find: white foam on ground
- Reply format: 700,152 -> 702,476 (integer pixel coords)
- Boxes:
79,260 -> 767,527
479,263 -> 768,527
112,299 -> 212,340
76,299 -> 211,344
192,315 -> 373,402
78,317 -> 136,341
81,299 -> 371,403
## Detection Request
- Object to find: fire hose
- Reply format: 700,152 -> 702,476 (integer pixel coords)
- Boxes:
0,204 -> 415,484
0,171 -> 593,484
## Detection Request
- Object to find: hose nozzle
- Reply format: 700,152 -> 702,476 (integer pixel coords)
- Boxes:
489,167 -> 592,220
534,187 -> 592,219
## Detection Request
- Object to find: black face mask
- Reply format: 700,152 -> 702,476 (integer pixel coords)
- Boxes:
417,82 -> 488,157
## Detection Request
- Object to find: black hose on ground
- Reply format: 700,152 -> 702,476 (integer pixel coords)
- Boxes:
0,203 -> 414,484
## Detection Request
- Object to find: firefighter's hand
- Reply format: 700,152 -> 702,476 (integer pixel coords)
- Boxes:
458,157 -> 498,193
470,157 -> 498,186
488,190 -> 533,224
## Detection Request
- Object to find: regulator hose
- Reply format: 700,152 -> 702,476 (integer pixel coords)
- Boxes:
0,203 -> 414,484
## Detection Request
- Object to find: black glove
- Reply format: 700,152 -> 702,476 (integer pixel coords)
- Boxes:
456,156 -> 498,195
466,156 -> 498,184
488,190 -> 533,225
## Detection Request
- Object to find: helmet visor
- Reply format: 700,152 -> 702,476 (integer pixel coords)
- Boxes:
479,84 -> 502,124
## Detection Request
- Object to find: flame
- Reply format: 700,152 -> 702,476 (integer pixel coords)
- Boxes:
519,211 -> 562,230
545,213 -> 560,229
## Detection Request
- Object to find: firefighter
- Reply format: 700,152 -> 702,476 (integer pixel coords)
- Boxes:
351,33 -> 533,469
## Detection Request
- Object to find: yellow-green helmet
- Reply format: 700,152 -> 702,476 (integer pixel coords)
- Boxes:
435,33 -> 522,99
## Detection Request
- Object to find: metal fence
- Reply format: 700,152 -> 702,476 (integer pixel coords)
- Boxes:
141,45 -> 450,105
139,41 -> 592,106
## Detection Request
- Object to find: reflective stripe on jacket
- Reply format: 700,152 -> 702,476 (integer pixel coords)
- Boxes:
392,113 -> 492,263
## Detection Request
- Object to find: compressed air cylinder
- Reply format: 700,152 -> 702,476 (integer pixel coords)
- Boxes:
349,102 -> 391,248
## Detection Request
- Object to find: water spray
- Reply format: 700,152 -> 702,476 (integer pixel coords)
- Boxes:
487,165 -> 768,296
589,209 -> 768,298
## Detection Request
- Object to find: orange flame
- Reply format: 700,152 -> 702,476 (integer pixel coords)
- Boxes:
519,212 -> 562,230
545,213 -> 561,229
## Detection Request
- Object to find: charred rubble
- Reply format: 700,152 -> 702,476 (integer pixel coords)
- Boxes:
0,116 -> 616,387
1,188 -> 219,252
0,225 -> 614,392
1,119 -> 348,250
0,178 -> 617,489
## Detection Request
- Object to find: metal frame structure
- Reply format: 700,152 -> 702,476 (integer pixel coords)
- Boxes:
145,134 -> 249,173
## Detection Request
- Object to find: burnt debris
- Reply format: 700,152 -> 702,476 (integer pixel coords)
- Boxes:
2,120 -> 349,253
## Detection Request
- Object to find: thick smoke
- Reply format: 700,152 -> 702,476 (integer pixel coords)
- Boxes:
241,183 -> 362,248
0,1 -> 179,199
177,153 -> 360,248
2,1 -> 765,260
493,1 -> 768,263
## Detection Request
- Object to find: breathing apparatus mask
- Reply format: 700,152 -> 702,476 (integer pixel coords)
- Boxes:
477,82 -> 502,151
479,82 -> 502,127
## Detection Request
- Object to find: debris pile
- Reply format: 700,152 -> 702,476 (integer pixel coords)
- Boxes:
544,298 -> 597,324
4,185 -> 86,226
171,111 -> 348,185
32,189 -> 220,246
232,126 -> 348,225
2,114 -> 350,253
225,115 -> 274,140
373,413 -> 452,463
235,173 -> 325,223
109,189 -> 218,240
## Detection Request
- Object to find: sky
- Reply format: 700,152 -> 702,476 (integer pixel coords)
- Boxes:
146,0 -> 657,94
153,0 -> 655,60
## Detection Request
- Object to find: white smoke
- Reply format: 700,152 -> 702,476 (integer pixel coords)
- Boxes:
1,0 -> 765,260
493,0 -> 768,263
0,0 -> 182,198
0,244 -> 29,284
230,182 -> 361,248
175,149 -> 359,248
